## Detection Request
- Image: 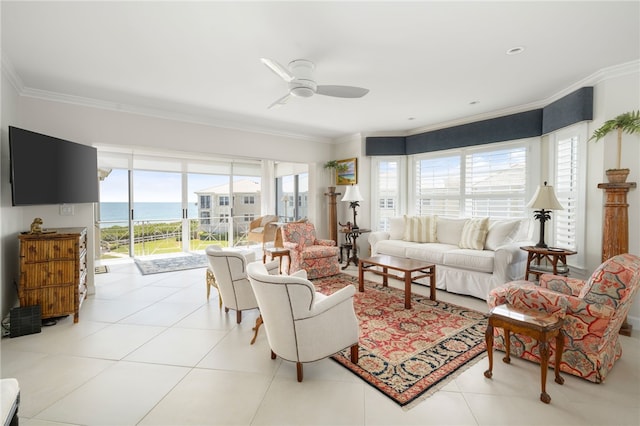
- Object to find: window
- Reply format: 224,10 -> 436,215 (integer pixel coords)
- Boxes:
371,157 -> 404,231
244,213 -> 254,222
199,195 -> 211,209
219,214 -> 229,223
219,196 -> 229,206
414,155 -> 461,217
243,195 -> 255,205
275,164 -> 308,222
550,123 -> 587,267
201,211 -> 210,225
412,142 -> 529,218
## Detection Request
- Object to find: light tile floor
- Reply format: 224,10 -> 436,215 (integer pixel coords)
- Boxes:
2,258 -> 639,426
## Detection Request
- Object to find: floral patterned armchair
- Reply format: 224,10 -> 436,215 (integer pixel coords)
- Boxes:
281,222 -> 340,279
488,253 -> 640,383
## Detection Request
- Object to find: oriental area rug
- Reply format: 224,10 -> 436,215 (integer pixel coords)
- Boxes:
134,254 -> 209,275
312,273 -> 488,408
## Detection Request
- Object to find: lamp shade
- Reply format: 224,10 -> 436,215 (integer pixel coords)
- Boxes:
527,181 -> 563,210
341,185 -> 363,202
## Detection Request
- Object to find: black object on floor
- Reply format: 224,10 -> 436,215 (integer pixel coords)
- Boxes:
9,305 -> 42,337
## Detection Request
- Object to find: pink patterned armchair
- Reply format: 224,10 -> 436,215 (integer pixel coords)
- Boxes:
488,253 -> 640,383
281,222 -> 340,279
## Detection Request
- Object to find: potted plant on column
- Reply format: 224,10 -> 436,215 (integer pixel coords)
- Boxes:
589,110 -> 640,183
323,160 -> 348,192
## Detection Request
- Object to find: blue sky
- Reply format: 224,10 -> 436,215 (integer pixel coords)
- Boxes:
100,170 -> 232,203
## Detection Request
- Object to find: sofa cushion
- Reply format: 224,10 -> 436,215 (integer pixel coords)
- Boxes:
436,218 -> 468,245
374,239 -> 414,258
485,219 -> 521,250
444,249 -> 495,273
405,243 -> 459,265
403,215 -> 437,243
459,217 -> 489,250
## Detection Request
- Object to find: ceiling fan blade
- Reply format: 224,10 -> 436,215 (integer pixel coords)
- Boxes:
267,93 -> 291,109
316,85 -> 369,98
261,58 -> 295,83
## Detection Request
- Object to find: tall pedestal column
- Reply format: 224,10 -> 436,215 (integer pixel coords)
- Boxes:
324,188 -> 341,244
598,181 -> 637,336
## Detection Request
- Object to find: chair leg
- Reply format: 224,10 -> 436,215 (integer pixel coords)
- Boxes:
271,350 -> 277,360
350,344 -> 359,364
236,310 -> 242,324
225,307 -> 229,313
250,315 -> 263,345
297,362 -> 303,382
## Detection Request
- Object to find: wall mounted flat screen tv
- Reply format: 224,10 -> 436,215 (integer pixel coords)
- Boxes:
9,126 -> 99,206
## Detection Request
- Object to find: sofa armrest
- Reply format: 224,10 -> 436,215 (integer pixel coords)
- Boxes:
308,285 -> 356,317
492,243 -> 529,282
249,217 -> 262,230
316,239 -> 336,247
264,260 -> 280,275
283,241 -> 300,252
490,282 -> 615,321
368,231 -> 391,255
539,274 -> 585,296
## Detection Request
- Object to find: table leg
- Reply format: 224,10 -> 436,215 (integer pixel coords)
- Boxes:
484,321 -> 494,379
539,340 -> 551,403
358,260 -> 364,292
554,332 -> 565,385
382,266 -> 388,287
429,266 -> 436,301
503,329 -> 511,364
404,271 -> 411,309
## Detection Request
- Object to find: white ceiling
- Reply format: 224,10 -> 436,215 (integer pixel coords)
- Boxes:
2,1 -> 639,142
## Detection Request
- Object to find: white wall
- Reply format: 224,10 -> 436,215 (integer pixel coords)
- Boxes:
329,134 -> 370,256
586,71 -> 640,325
1,71 -> 22,316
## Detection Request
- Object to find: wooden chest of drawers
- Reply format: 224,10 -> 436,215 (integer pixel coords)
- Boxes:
18,227 -> 88,323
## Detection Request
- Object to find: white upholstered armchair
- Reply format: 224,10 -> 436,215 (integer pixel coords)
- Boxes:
246,261 -> 360,382
206,246 -> 278,344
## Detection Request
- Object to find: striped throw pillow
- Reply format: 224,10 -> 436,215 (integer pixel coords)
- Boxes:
403,215 -> 437,243
459,217 -> 490,250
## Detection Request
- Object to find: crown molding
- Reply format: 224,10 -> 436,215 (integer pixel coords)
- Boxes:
1,53 -> 24,93
8,78 -> 332,145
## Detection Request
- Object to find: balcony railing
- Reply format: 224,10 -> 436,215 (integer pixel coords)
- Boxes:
98,216 -> 255,259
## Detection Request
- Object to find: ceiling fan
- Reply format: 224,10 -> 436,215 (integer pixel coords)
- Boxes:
261,58 -> 369,109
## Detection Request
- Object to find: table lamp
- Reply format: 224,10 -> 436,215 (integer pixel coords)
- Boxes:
527,181 -> 563,248
341,185 -> 364,230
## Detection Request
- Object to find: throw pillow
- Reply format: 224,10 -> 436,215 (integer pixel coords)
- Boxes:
403,215 -> 437,243
459,217 -> 490,250
484,220 -> 521,250
388,216 -> 406,240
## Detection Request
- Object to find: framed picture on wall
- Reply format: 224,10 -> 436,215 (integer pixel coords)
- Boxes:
336,158 -> 357,185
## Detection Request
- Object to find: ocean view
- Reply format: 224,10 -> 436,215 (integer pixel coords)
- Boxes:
100,202 -> 199,226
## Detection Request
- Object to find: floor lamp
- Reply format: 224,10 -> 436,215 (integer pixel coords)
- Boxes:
341,185 -> 364,230
527,181 -> 563,248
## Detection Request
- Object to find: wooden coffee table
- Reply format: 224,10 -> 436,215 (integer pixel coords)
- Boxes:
358,255 -> 436,309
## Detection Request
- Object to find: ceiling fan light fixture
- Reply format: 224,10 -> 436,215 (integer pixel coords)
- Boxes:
290,86 -> 315,98
261,57 -> 369,107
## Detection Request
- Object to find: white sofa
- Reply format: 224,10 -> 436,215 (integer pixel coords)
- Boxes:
368,216 -> 533,300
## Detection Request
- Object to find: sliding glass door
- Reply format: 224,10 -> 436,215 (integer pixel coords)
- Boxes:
97,151 -> 264,259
